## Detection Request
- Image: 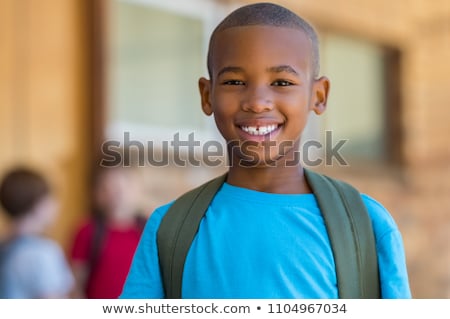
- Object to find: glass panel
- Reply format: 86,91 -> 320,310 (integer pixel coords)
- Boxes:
107,0 -> 205,136
319,34 -> 386,162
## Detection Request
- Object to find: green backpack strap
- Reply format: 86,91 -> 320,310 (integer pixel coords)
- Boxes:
157,169 -> 380,299
304,168 -> 380,298
157,173 -> 227,299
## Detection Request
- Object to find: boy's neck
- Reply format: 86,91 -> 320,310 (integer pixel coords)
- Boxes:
226,165 -> 311,194
13,216 -> 45,236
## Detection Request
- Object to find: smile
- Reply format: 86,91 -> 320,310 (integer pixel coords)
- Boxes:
240,124 -> 279,136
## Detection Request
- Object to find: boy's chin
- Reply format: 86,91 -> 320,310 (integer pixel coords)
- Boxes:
230,153 -> 293,168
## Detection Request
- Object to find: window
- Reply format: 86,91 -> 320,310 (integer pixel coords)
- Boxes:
106,0 -> 228,146
303,33 -> 402,166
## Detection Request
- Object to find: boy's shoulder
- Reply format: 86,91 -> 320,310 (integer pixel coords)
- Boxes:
146,200 -> 175,232
0,235 -> 63,266
359,194 -> 400,237
360,194 -> 391,216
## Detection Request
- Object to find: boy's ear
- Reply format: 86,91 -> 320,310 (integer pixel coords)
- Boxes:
199,77 -> 213,116
310,76 -> 330,115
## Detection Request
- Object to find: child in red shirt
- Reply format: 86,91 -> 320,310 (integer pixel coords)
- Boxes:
70,167 -> 144,299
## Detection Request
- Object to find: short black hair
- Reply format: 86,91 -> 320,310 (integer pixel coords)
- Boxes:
0,167 -> 50,220
207,2 -> 320,78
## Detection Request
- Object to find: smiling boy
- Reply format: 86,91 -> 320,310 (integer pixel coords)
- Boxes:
120,2 -> 411,298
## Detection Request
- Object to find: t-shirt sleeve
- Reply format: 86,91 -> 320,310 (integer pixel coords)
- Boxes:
361,194 -> 412,298
119,204 -> 171,299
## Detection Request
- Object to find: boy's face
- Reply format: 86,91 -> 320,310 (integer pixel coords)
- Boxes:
199,25 -> 329,166
95,169 -> 136,216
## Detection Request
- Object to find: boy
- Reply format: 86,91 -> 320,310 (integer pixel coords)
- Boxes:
0,167 -> 74,298
120,2 -> 411,298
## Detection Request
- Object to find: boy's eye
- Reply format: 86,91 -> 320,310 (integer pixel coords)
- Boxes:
272,80 -> 294,87
222,80 -> 245,86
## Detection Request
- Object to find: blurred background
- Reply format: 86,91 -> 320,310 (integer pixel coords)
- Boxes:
0,0 -> 449,298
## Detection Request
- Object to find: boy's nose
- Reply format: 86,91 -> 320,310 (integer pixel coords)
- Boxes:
240,85 -> 274,113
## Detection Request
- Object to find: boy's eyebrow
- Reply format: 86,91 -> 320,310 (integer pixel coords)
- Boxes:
216,66 -> 244,77
216,65 -> 299,77
267,65 -> 299,75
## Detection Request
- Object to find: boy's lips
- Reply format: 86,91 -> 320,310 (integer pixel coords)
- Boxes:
235,119 -> 284,139
240,124 -> 279,136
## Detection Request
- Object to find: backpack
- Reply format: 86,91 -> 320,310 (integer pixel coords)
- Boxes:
157,168 -> 380,299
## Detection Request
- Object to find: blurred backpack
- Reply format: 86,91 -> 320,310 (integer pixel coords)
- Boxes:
157,169 -> 380,299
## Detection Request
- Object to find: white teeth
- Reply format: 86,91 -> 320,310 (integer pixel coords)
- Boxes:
241,124 -> 278,136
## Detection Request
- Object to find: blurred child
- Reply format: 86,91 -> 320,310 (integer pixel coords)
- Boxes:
0,167 -> 74,298
70,166 -> 144,299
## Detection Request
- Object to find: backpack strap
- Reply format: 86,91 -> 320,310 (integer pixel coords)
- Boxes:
157,169 -> 380,299
304,168 -> 380,298
157,173 -> 227,298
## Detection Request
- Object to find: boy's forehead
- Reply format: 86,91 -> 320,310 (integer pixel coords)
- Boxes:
209,25 -> 313,75
213,24 -> 310,43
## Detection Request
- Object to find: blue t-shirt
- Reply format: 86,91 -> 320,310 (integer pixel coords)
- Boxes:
120,182 -> 411,298
0,235 -> 74,298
